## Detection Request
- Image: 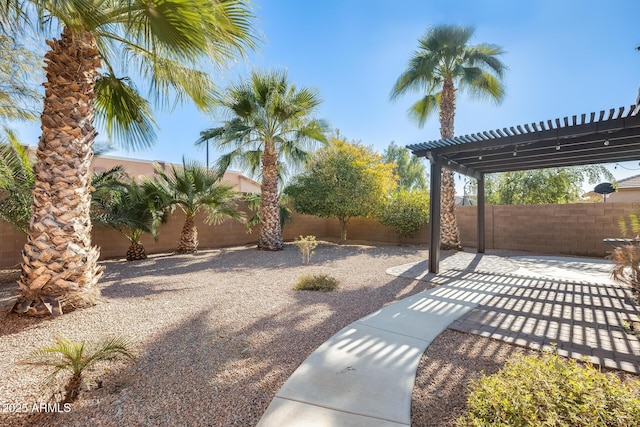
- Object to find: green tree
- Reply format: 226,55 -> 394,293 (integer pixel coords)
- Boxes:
5,1 -> 256,316
382,141 -> 428,190
285,138 -> 397,242
390,25 -> 506,250
151,159 -> 242,254
377,189 -> 430,243
198,69 -> 328,250
484,166 -> 614,205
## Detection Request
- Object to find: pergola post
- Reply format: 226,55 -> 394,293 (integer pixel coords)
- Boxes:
477,173 -> 485,253
429,156 -> 442,273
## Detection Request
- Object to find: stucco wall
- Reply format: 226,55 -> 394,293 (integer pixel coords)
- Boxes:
2,202 -> 639,269
456,202 -> 640,257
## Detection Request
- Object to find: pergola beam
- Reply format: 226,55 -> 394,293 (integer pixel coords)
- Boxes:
409,104 -> 640,275
429,156 -> 442,274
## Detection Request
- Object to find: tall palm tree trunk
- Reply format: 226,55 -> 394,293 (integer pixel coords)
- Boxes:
438,78 -> 463,250
15,27 -> 103,316
177,215 -> 198,253
258,143 -> 283,250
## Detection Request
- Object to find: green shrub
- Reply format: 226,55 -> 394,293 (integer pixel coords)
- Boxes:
376,189 -> 429,243
459,351 -> 640,427
294,274 -> 339,291
293,235 -> 318,264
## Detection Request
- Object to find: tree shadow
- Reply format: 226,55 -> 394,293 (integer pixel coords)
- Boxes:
411,330 -> 538,427
20,265 -> 433,426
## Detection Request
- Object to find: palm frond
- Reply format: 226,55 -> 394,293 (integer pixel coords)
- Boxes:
94,74 -> 157,150
22,335 -> 136,390
153,156 -> 241,223
200,68 -> 327,184
391,24 -> 506,124
407,94 -> 440,127
0,130 -> 34,233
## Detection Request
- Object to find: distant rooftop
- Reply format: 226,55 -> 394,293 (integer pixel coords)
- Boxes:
616,173 -> 640,189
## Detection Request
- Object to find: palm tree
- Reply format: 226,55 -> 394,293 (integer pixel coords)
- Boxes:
3,1 -> 256,315
244,192 -> 292,232
198,69 -> 328,251
91,173 -> 169,261
23,336 -> 136,404
152,159 -> 242,254
390,25 -> 506,250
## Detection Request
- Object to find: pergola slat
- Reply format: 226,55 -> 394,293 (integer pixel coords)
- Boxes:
409,104 -> 640,274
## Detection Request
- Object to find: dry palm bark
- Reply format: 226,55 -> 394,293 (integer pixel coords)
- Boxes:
438,78 -> 463,251
177,216 -> 199,254
15,28 -> 103,316
258,143 -> 283,250
126,243 -> 147,261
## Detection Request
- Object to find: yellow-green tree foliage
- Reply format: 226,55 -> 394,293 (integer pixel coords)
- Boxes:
286,138 -> 397,241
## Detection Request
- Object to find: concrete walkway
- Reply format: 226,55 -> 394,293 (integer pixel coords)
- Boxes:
257,251 -> 640,427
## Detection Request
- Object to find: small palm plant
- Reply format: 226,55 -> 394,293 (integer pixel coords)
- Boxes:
151,158 -> 243,253
22,336 -> 136,404
92,174 -> 170,261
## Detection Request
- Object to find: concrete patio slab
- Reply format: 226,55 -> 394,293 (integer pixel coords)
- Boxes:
508,255 -> 617,285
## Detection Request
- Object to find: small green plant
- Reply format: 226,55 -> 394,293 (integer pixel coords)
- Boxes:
294,274 -> 339,292
293,235 -> 318,264
22,336 -> 136,404
459,351 -> 640,427
376,189 -> 429,243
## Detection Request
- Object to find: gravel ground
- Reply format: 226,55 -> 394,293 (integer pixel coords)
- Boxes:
1,241 -> 436,427
2,242 -> 636,427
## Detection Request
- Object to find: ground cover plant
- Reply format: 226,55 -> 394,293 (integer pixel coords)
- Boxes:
294,273 -> 339,292
459,350 -> 640,426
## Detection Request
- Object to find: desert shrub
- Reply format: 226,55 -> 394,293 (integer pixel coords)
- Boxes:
611,214 -> 640,304
459,351 -> 640,427
294,274 -> 339,291
293,235 -> 318,264
610,244 -> 640,304
376,189 -> 429,243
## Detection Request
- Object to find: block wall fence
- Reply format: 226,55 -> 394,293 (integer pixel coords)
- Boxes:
2,202 -> 640,269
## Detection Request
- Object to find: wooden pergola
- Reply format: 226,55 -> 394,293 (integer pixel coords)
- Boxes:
407,104 -> 640,273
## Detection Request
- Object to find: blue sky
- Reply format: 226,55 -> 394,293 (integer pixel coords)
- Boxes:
14,0 -> 640,191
